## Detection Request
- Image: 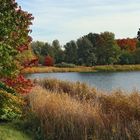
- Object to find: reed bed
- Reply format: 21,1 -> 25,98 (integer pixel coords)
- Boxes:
23,65 -> 140,74
95,64 -> 140,72
22,66 -> 96,74
28,78 -> 140,140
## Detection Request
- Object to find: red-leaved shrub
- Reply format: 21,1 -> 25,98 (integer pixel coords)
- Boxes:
3,75 -> 34,95
44,56 -> 54,66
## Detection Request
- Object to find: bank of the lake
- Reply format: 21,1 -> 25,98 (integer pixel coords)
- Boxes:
22,65 -> 140,74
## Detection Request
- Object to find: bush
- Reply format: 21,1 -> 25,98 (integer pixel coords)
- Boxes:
0,90 -> 25,121
55,62 -> 76,68
119,51 -> 135,64
0,82 -> 16,95
13,112 -> 44,140
44,56 -> 54,66
3,75 -> 34,95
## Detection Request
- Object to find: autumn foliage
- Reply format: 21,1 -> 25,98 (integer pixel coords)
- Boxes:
0,0 -> 34,78
44,56 -> 54,66
2,75 -> 34,95
23,58 -> 39,68
116,38 -> 137,51
0,0 -> 34,95
0,0 -> 34,120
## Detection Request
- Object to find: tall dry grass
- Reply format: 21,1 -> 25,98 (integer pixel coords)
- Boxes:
22,66 -> 96,74
22,65 -> 140,74
28,78 -> 140,140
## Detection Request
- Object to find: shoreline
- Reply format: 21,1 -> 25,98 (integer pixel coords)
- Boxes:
22,64 -> 140,74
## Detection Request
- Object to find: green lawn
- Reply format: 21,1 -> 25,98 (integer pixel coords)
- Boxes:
0,123 -> 32,140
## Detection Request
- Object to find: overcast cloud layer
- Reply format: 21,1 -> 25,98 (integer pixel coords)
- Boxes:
17,0 -> 140,44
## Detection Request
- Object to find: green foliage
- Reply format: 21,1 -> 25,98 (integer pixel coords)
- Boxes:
31,40 -> 64,65
15,113 -> 44,140
55,62 -> 76,68
0,43 -> 19,77
0,1 -> 35,130
137,28 -> 140,41
0,82 -> 16,95
41,42 -> 53,56
0,90 -> 24,121
38,55 -> 45,65
89,32 -> 120,65
0,0 -> 33,78
17,47 -> 36,65
64,40 -> 78,64
31,31 -> 140,66
31,41 -> 45,55
77,37 -> 97,66
99,32 -> 121,64
119,50 -> 135,64
52,40 -> 64,63
134,48 -> 140,64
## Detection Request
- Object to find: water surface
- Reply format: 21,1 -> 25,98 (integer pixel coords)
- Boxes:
26,71 -> 140,92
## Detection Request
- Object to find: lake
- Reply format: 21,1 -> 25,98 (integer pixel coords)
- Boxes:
26,71 -> 140,92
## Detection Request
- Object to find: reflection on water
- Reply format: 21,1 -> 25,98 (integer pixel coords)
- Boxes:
26,71 -> 140,92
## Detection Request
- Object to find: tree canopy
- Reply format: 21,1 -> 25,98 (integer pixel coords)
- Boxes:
0,0 -> 33,78
31,30 -> 140,66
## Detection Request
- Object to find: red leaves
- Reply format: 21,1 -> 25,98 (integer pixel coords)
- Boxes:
3,75 -> 34,95
45,56 -> 54,66
116,38 -> 137,52
23,58 -> 39,67
28,36 -> 32,43
17,45 -> 28,52
0,0 -> 35,95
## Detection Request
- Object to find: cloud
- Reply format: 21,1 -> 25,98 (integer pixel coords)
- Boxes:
17,0 -> 140,44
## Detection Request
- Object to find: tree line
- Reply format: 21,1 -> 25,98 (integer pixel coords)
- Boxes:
31,31 -> 140,66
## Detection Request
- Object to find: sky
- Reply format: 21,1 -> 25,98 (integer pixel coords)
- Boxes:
17,0 -> 140,45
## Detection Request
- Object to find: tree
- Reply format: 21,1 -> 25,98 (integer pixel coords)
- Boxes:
0,0 -> 33,78
134,29 -> 140,64
31,40 -> 64,65
137,28 -> 140,41
119,50 -> 135,64
77,37 -> 97,66
83,32 -> 120,65
31,41 -> 45,55
116,38 -> 137,52
64,40 -> 78,64
31,41 -> 45,65
52,40 -> 64,64
133,48 -> 140,64
52,40 -> 61,50
31,41 -> 54,65
0,0 -> 34,121
96,32 -> 120,65
17,47 -> 38,67
41,42 -> 54,57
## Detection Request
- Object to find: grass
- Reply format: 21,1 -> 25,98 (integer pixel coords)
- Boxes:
22,66 -> 96,74
22,65 -> 140,74
0,123 -> 32,140
28,78 -> 140,140
95,64 -> 140,72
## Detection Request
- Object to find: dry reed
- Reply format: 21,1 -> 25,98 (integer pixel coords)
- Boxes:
28,78 -> 140,140
22,65 -> 140,74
